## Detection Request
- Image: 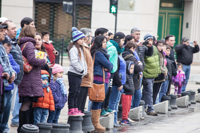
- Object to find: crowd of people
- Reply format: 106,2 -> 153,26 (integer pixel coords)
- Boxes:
0,16 -> 199,133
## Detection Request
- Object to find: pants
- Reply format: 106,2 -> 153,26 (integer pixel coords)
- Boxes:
121,94 -> 132,120
47,109 -> 61,123
11,84 -> 22,125
68,74 -> 82,109
77,87 -> 88,113
0,91 -> 12,132
91,82 -> 108,110
158,80 -> 169,102
131,89 -> 142,109
182,65 -> 190,92
167,77 -> 172,95
33,107 -> 48,125
153,82 -> 162,104
141,78 -> 154,113
103,74 -> 114,109
108,86 -> 121,124
175,86 -> 182,95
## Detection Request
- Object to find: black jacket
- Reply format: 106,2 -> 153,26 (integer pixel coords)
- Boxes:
123,61 -> 135,95
175,44 -> 199,65
169,47 -> 177,77
136,45 -> 153,69
122,49 -> 143,90
165,55 -> 173,80
113,58 -> 121,87
6,36 -> 24,85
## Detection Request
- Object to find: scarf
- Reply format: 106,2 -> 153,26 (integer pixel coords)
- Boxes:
42,83 -> 50,92
110,40 -> 124,54
101,48 -> 110,60
56,78 -> 67,95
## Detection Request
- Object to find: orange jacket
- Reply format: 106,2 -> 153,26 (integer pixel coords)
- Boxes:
32,70 -> 55,111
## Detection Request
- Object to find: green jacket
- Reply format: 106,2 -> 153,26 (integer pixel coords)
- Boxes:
143,45 -> 161,78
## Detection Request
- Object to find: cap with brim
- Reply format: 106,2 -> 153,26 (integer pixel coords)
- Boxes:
0,24 -> 7,29
1,37 -> 11,45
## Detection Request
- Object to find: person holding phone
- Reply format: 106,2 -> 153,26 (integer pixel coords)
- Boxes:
175,37 -> 199,92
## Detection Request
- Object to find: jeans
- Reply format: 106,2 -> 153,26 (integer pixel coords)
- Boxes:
158,80 -> 169,102
108,86 -> 122,124
33,107 -> 48,125
141,78 -> 154,113
0,91 -> 12,132
47,109 -> 61,123
153,82 -> 162,104
131,89 -> 142,108
11,84 -> 22,125
182,65 -> 190,92
91,81 -> 108,110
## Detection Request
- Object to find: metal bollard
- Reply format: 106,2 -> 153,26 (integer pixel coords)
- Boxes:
51,123 -> 70,133
181,92 -> 191,106
37,123 -> 52,133
68,116 -> 83,133
187,91 -> 196,104
82,111 -> 95,133
161,95 -> 171,111
21,124 -> 39,133
168,94 -> 178,109
117,104 -> 122,121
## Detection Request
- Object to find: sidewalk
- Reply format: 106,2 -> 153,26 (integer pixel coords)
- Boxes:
8,65 -> 200,133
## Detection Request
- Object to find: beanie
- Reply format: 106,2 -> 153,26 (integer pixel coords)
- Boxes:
41,74 -> 49,80
114,32 -> 125,40
52,64 -> 64,75
144,34 -> 153,41
72,27 -> 85,42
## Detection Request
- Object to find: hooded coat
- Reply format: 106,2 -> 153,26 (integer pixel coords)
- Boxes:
18,37 -> 46,97
123,61 -> 135,95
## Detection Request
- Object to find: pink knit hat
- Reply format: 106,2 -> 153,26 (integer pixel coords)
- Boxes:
52,64 -> 64,74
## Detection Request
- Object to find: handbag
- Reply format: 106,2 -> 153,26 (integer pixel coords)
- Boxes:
21,42 -> 33,73
89,54 -> 105,102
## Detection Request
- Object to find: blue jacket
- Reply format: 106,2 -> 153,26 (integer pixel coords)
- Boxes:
49,79 -> 67,109
16,28 -> 21,39
5,54 -> 20,91
93,51 -> 113,78
118,55 -> 126,85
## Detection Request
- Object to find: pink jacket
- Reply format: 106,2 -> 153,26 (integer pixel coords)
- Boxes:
172,70 -> 186,86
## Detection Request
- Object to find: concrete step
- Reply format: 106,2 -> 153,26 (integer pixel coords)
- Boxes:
129,106 -> 142,121
176,96 -> 189,107
99,113 -> 114,129
153,101 -> 168,114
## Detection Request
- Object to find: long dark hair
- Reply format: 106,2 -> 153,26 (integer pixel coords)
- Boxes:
67,41 -> 82,59
125,42 -> 136,50
156,40 -> 164,57
90,35 -> 106,56
36,33 -> 46,52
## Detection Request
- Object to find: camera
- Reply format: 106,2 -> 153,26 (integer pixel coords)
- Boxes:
143,41 -> 149,46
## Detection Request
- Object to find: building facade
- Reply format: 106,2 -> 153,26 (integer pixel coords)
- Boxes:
1,0 -> 200,63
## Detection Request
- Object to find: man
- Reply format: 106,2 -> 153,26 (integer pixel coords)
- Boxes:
175,37 -> 199,92
165,35 -> 177,94
16,17 -> 35,38
141,34 -> 160,116
130,28 -> 153,109
2,20 -> 24,127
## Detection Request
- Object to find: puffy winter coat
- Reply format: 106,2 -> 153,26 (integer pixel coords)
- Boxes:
143,45 -> 161,79
123,61 -> 135,95
166,55 -> 173,80
5,35 -> 24,85
32,70 -> 55,111
122,49 -> 143,90
18,37 -> 46,97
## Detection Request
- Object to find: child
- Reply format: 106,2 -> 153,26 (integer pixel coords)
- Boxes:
47,64 -> 67,123
121,61 -> 134,125
67,27 -> 87,116
172,63 -> 186,96
32,70 -> 55,125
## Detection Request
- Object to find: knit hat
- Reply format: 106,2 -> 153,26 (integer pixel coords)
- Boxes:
144,34 -> 153,41
52,64 -> 64,75
72,27 -> 85,42
41,74 -> 49,80
114,32 -> 125,40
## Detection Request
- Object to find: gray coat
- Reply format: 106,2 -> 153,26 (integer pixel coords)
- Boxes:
5,35 -> 24,85
68,45 -> 87,77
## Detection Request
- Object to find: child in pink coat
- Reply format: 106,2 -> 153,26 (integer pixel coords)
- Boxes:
172,63 -> 186,96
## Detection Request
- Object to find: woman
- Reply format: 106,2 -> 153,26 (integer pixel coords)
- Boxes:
90,35 -> 113,132
122,42 -> 143,113
108,32 -> 126,127
35,33 -> 52,75
17,26 -> 47,132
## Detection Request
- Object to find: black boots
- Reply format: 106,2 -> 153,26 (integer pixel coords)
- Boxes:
17,110 -> 30,133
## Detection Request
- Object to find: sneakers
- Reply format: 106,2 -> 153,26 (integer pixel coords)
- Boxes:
114,122 -> 121,127
106,108 -> 115,113
120,119 -> 132,125
10,122 -> 19,127
147,111 -> 158,116
68,108 -> 84,116
101,109 -> 109,116
128,118 -> 135,123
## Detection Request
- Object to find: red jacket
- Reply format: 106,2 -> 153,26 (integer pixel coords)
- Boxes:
43,42 -> 56,65
32,70 -> 55,111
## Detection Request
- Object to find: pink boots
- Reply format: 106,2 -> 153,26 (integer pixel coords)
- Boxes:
68,108 -> 85,116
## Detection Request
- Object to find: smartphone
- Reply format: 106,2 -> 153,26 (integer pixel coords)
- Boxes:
189,41 -> 193,45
